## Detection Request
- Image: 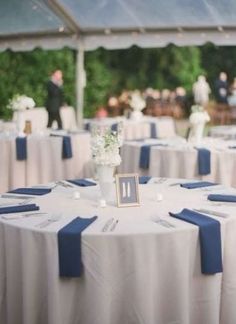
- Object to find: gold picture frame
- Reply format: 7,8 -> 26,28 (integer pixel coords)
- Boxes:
115,173 -> 140,207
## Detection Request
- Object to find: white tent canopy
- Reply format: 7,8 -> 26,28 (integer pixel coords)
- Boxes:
1,0 -> 236,51
1,0 -> 236,124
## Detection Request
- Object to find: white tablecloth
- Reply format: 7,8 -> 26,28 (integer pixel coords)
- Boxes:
0,132 -> 93,193
84,116 -> 176,140
119,137 -> 236,187
210,125 -> 236,140
0,178 -> 236,324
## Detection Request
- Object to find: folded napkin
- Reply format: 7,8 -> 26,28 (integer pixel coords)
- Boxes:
16,137 -> 27,161
139,144 -> 167,169
196,148 -> 211,175
139,176 -> 152,184
180,181 -> 216,189
58,216 -> 97,277
150,122 -> 158,139
169,208 -> 223,274
208,194 -> 236,203
62,136 -> 73,159
84,122 -> 91,131
50,134 -> 73,159
0,203 -> 39,215
67,179 -> 97,187
8,188 -> 52,196
111,123 -> 118,132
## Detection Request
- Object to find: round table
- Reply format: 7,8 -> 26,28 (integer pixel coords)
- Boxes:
0,178 -> 235,324
210,125 -> 236,140
0,131 -> 93,193
84,116 -> 176,140
119,137 -> 236,187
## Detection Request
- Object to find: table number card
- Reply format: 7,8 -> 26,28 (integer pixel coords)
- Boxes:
115,173 -> 140,207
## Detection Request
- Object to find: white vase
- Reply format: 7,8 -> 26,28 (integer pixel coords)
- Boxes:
190,122 -> 205,146
15,110 -> 25,135
96,164 -> 115,202
130,110 -> 143,121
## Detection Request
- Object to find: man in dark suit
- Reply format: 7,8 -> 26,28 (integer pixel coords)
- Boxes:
214,72 -> 228,104
46,70 -> 64,129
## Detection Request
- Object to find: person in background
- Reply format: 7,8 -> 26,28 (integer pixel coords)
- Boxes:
46,70 -> 64,129
192,75 -> 211,106
228,78 -> 236,107
95,106 -> 108,119
214,72 -> 228,104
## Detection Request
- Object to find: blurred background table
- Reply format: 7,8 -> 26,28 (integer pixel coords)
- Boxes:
0,131 -> 92,193
119,137 -> 236,187
209,125 -> 236,140
84,116 -> 176,140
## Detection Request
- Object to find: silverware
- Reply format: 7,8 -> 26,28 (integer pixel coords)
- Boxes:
153,217 -> 175,228
193,208 -> 229,218
168,182 -> 181,187
0,199 -> 33,208
1,194 -> 34,200
2,212 -> 47,220
110,219 -> 119,231
101,218 -> 114,232
36,214 -> 62,228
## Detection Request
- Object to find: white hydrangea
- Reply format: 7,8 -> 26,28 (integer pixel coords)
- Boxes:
91,124 -> 123,167
8,95 -> 35,111
129,90 -> 146,112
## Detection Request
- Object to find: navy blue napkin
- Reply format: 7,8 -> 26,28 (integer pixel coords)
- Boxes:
84,122 -> 91,131
0,204 -> 39,215
208,194 -> 236,203
196,148 -> 211,175
62,136 -> 73,159
58,216 -> 97,277
180,181 -> 216,189
111,123 -> 118,132
67,179 -> 97,187
139,176 -> 152,184
50,134 -> 73,159
8,188 -> 52,196
139,144 -> 167,169
16,137 -> 27,161
150,122 -> 158,138
169,208 -> 223,274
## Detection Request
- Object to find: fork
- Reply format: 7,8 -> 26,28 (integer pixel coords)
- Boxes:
36,214 -> 62,228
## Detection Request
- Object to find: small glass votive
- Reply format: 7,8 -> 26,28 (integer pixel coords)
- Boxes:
156,193 -> 163,202
99,199 -> 107,208
73,191 -> 80,199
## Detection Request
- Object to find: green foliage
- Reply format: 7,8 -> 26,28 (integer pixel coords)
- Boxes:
0,48 -> 75,120
84,50 -> 113,117
0,43 -> 235,119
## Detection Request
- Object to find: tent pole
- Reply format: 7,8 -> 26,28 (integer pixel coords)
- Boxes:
76,41 -> 85,128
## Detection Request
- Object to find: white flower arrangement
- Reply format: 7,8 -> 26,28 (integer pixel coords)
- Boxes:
7,94 -> 35,111
189,105 -> 210,124
91,124 -> 123,167
129,91 -> 146,112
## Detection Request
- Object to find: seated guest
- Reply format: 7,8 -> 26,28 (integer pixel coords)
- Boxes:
228,78 -> 236,107
107,96 -> 120,117
214,72 -> 228,104
95,106 -> 108,119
